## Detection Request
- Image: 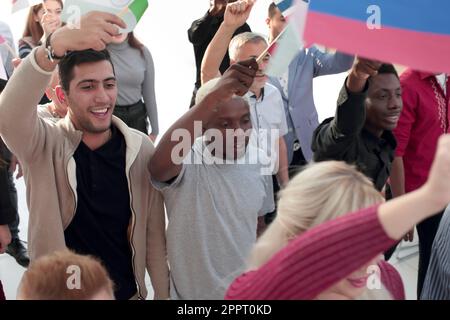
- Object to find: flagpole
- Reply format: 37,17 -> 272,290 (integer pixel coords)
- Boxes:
256,27 -> 287,63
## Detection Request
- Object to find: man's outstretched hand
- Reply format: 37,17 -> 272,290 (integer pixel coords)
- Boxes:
207,58 -> 258,106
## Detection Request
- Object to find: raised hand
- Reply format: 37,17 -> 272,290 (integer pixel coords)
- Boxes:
50,11 -> 127,57
351,57 -> 383,81
223,0 -> 255,30
208,58 -> 258,105
346,57 -> 382,93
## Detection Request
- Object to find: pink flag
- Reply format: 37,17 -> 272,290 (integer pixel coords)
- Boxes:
304,0 -> 450,74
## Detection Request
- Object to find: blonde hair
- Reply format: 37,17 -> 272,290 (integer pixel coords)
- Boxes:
18,250 -> 114,300
248,161 -> 384,269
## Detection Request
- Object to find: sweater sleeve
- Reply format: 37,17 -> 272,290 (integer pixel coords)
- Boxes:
312,82 -> 367,161
142,47 -> 159,135
225,205 -> 397,300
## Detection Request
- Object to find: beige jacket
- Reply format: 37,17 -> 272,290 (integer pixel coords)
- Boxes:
0,49 -> 169,299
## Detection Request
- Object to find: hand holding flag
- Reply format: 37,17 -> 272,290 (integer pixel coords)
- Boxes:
49,11 -> 126,58
347,58 -> 382,93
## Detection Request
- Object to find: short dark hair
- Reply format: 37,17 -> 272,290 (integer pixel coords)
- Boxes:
375,63 -> 399,79
58,49 -> 115,93
268,2 -> 278,18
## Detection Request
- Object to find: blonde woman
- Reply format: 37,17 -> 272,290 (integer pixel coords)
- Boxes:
247,161 -> 403,300
226,134 -> 450,299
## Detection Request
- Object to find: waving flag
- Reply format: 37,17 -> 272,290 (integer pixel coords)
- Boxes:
62,0 -> 148,33
265,0 -> 309,77
304,0 -> 450,74
11,0 -> 42,13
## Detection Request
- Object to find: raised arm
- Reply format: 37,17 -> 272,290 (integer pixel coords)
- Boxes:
312,58 -> 381,160
310,47 -> 354,78
149,59 -> 258,182
226,135 -> 450,300
201,0 -> 254,85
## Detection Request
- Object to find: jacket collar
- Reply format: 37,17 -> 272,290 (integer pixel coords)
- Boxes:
58,115 -> 143,164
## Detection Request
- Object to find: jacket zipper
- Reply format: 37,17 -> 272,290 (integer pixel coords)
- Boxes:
64,155 -> 78,228
126,165 -> 142,300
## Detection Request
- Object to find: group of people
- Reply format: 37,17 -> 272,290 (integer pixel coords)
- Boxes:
0,0 -> 449,301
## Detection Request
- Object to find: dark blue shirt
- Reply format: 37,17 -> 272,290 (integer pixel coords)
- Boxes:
65,126 -> 136,300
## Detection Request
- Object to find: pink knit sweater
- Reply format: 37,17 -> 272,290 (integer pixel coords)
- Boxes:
226,205 -> 402,300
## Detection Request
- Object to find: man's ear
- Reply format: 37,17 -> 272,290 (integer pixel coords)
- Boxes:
44,87 -> 52,101
265,17 -> 271,28
55,85 -> 66,105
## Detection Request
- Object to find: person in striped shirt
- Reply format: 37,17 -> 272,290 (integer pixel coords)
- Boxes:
226,134 -> 450,300
421,205 -> 450,300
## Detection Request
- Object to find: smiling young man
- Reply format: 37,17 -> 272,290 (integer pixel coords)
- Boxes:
0,12 -> 169,300
312,58 -> 402,192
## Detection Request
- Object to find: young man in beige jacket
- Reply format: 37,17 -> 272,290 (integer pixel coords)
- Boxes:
0,12 -> 169,300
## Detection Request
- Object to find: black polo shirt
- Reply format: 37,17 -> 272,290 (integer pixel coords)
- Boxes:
312,83 -> 397,191
65,126 -> 136,300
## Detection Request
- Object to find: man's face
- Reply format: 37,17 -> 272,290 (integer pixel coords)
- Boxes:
65,61 -> 117,134
365,73 -> 403,133
205,97 -> 252,160
266,7 -> 287,40
232,40 -> 270,94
